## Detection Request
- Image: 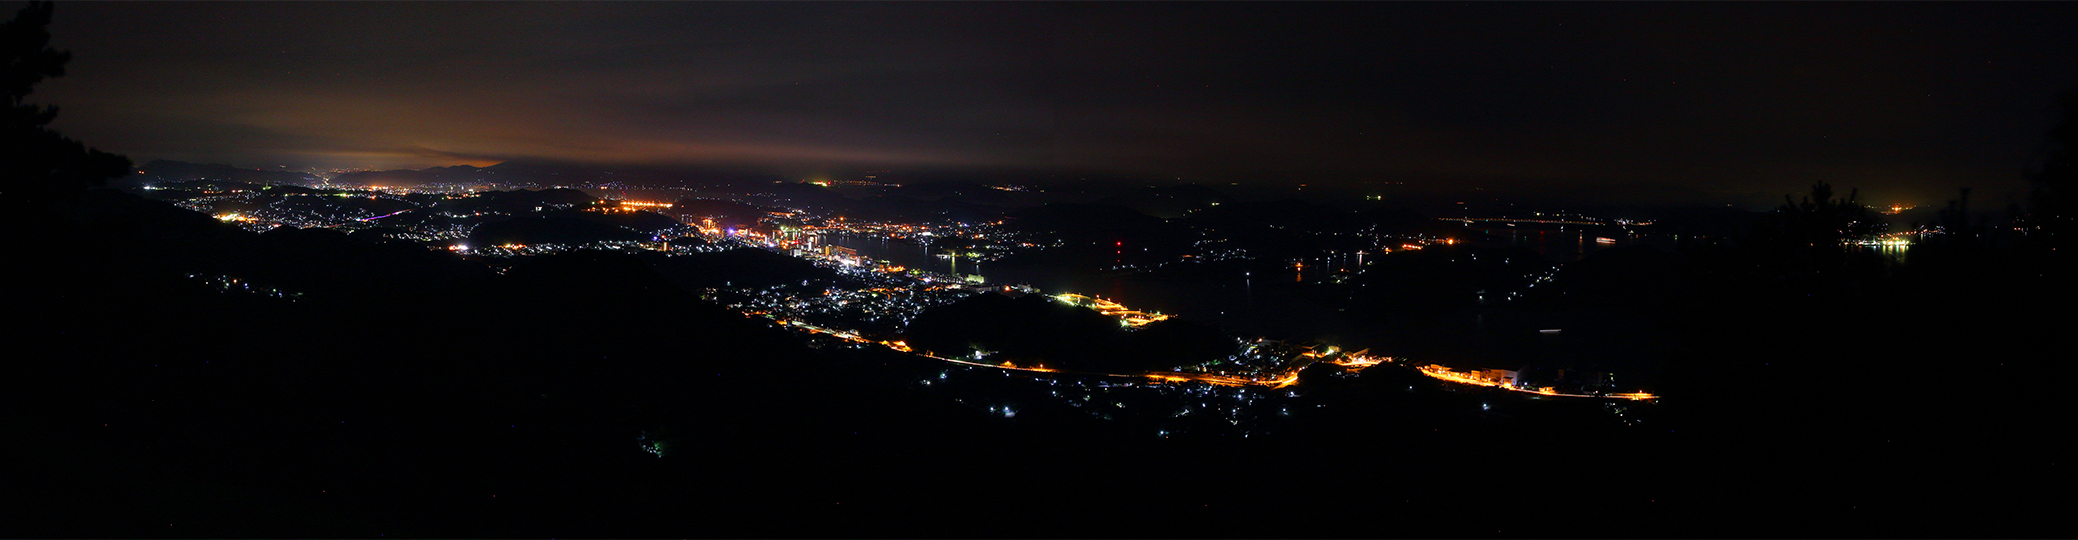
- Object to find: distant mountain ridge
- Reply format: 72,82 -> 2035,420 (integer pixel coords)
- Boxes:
131,160 -> 324,188
127,159 -> 798,190
328,160 -> 786,189
330,163 -> 496,187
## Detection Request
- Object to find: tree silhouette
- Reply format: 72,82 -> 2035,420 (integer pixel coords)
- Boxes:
1,1 -> 130,214
1904,185 -> 2000,281
1760,182 -> 1885,246
1721,182 -> 1890,297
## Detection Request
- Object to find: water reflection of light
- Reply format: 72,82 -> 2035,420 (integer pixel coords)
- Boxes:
1858,237 -> 1912,262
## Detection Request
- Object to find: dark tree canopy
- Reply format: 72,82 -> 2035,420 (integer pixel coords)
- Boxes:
1,1 -> 130,213
1716,182 -> 1891,295
1757,182 -> 1885,246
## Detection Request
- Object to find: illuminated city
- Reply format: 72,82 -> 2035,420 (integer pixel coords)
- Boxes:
12,2 -> 2074,537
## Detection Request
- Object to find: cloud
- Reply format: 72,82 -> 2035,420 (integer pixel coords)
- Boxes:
34,1 -> 2078,202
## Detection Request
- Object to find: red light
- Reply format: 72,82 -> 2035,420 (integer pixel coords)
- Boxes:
1116,241 -> 1123,246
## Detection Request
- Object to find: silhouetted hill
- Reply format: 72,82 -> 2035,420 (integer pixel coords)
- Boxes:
905,293 -> 1124,369
1116,318 -> 1237,371
480,159 -> 663,185
803,192 -> 1008,224
264,184 -> 319,195
900,179 -> 993,199
17,185 -> 2075,539
428,188 -> 597,216
664,235 -> 707,249
512,160 -> 792,188
1355,206 -> 1441,234
1651,205 -> 1765,238
61,188 -> 259,272
347,226 -> 415,243
1168,199 -> 1373,261
765,181 -> 833,198
274,192 -> 416,217
1183,198 -> 1358,233
21,188 -> 848,536
130,160 -> 323,188
135,178 -> 268,193
468,215 -> 648,247
559,208 -> 682,236
1006,203 -> 1166,236
325,160 -> 786,189
251,225 -> 496,300
903,293 -> 1234,373
668,198 -> 768,229
1001,203 -> 1195,263
482,187 -> 596,208
640,247 -> 848,290
1096,183 -> 1233,218
502,250 -> 687,302
330,164 -> 493,188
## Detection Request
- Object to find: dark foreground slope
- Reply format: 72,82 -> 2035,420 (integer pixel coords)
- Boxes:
10,189 -> 2071,538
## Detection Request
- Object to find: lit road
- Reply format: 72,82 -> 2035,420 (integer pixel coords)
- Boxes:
774,303 -> 1647,397
772,311 -> 1344,389
355,208 -> 412,222
1416,365 -> 1658,400
911,347 -> 1302,388
719,214 -> 1629,395
1051,293 -> 1171,327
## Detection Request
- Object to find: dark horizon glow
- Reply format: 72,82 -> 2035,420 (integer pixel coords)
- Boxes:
32,1 -> 2078,205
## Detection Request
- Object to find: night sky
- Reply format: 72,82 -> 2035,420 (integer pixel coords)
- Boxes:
34,2 -> 2078,205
